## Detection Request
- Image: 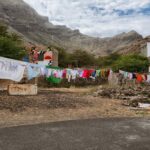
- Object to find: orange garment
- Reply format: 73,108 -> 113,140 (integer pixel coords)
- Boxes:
136,74 -> 143,83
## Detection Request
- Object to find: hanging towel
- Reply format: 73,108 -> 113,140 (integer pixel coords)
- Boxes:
27,65 -> 41,80
0,60 -> 25,82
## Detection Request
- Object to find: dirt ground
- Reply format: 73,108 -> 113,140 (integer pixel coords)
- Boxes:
0,87 -> 150,128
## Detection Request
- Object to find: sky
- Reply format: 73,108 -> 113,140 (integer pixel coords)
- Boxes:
23,0 -> 150,37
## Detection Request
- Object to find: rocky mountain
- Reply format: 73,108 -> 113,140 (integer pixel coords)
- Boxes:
0,0 -> 147,56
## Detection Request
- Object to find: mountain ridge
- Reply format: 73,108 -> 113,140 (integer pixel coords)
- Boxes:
0,0 -> 149,56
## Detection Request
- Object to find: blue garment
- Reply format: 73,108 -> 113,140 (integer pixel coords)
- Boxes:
27,65 -> 41,80
91,70 -> 96,77
22,56 -> 29,62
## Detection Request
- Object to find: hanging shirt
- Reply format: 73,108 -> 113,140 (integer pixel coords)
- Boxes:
78,69 -> 84,78
96,70 -> 100,77
147,75 -> 150,83
0,60 -> 25,82
71,70 -> 78,80
27,65 -> 41,80
136,74 -> 143,83
62,69 -> 67,78
44,51 -> 52,61
128,73 -> 133,80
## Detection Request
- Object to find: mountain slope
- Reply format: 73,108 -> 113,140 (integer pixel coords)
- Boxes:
0,0 -> 145,56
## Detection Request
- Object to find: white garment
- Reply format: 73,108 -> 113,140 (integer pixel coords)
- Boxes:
147,75 -> 150,83
0,60 -> 25,82
71,70 -> 78,80
128,73 -> 133,80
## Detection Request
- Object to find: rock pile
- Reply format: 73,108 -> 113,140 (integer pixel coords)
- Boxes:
94,85 -> 150,107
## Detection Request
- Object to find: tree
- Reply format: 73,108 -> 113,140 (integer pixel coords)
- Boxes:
97,53 -> 120,67
9,33 -> 22,43
0,24 -> 25,60
0,24 -> 8,37
70,50 -> 96,67
0,37 -> 25,59
112,54 -> 149,72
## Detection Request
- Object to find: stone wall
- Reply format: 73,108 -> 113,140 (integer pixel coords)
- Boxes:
0,80 -> 14,91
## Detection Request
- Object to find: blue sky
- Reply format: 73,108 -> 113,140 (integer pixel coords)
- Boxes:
23,0 -> 150,37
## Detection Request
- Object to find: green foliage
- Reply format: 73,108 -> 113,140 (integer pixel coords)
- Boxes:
9,33 -> 22,43
97,53 -> 120,67
70,50 -> 96,67
97,53 -> 149,73
48,43 -> 149,73
0,24 -> 8,37
48,45 -> 96,67
49,45 -> 71,67
112,54 -> 149,72
0,24 -> 25,59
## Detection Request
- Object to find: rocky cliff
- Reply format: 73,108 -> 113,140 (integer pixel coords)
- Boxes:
0,0 -> 146,56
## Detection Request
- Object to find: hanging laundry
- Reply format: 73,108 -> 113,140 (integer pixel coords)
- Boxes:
66,68 -> 72,82
40,67 -> 47,76
136,74 -> 143,83
38,50 -> 46,61
22,56 -> 29,62
147,75 -> 150,83
71,70 -> 78,80
78,69 -> 84,78
132,73 -> 137,79
101,69 -> 106,78
27,65 -> 41,80
91,70 -> 96,78
47,76 -> 62,84
44,51 -> 52,61
128,73 -> 133,80
0,60 -> 25,82
82,70 -> 91,78
62,69 -> 67,78
46,66 -> 62,84
96,70 -> 100,77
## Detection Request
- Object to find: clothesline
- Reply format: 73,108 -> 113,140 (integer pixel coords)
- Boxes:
0,56 -> 150,84
0,57 -> 110,83
108,69 -> 150,84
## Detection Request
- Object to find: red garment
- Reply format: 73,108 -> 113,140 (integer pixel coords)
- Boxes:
62,69 -> 67,78
44,51 -> 52,61
82,70 -> 93,78
82,70 -> 88,78
136,74 -> 143,83
89,70 -> 94,76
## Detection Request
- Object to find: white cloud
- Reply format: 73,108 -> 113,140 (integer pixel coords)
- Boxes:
23,0 -> 150,37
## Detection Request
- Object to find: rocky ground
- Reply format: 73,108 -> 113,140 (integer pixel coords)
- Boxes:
0,87 -> 150,128
94,84 -> 150,107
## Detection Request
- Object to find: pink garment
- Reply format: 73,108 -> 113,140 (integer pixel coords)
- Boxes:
62,69 -> 67,78
33,50 -> 38,60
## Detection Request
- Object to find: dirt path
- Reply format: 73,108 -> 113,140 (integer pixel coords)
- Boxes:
0,87 -> 150,128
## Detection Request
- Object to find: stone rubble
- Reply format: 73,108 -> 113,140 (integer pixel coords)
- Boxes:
94,85 -> 150,107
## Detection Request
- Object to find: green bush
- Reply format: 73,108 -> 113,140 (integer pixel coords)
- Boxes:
70,50 -> 96,67
112,54 -> 149,72
0,24 -> 25,59
48,45 -> 97,68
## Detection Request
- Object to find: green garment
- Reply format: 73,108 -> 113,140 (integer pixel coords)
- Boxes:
96,70 -> 101,77
46,66 -> 62,84
46,76 -> 62,84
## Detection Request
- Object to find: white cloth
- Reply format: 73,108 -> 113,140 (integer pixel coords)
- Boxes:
71,70 -> 78,80
0,60 -> 25,82
147,75 -> 150,83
